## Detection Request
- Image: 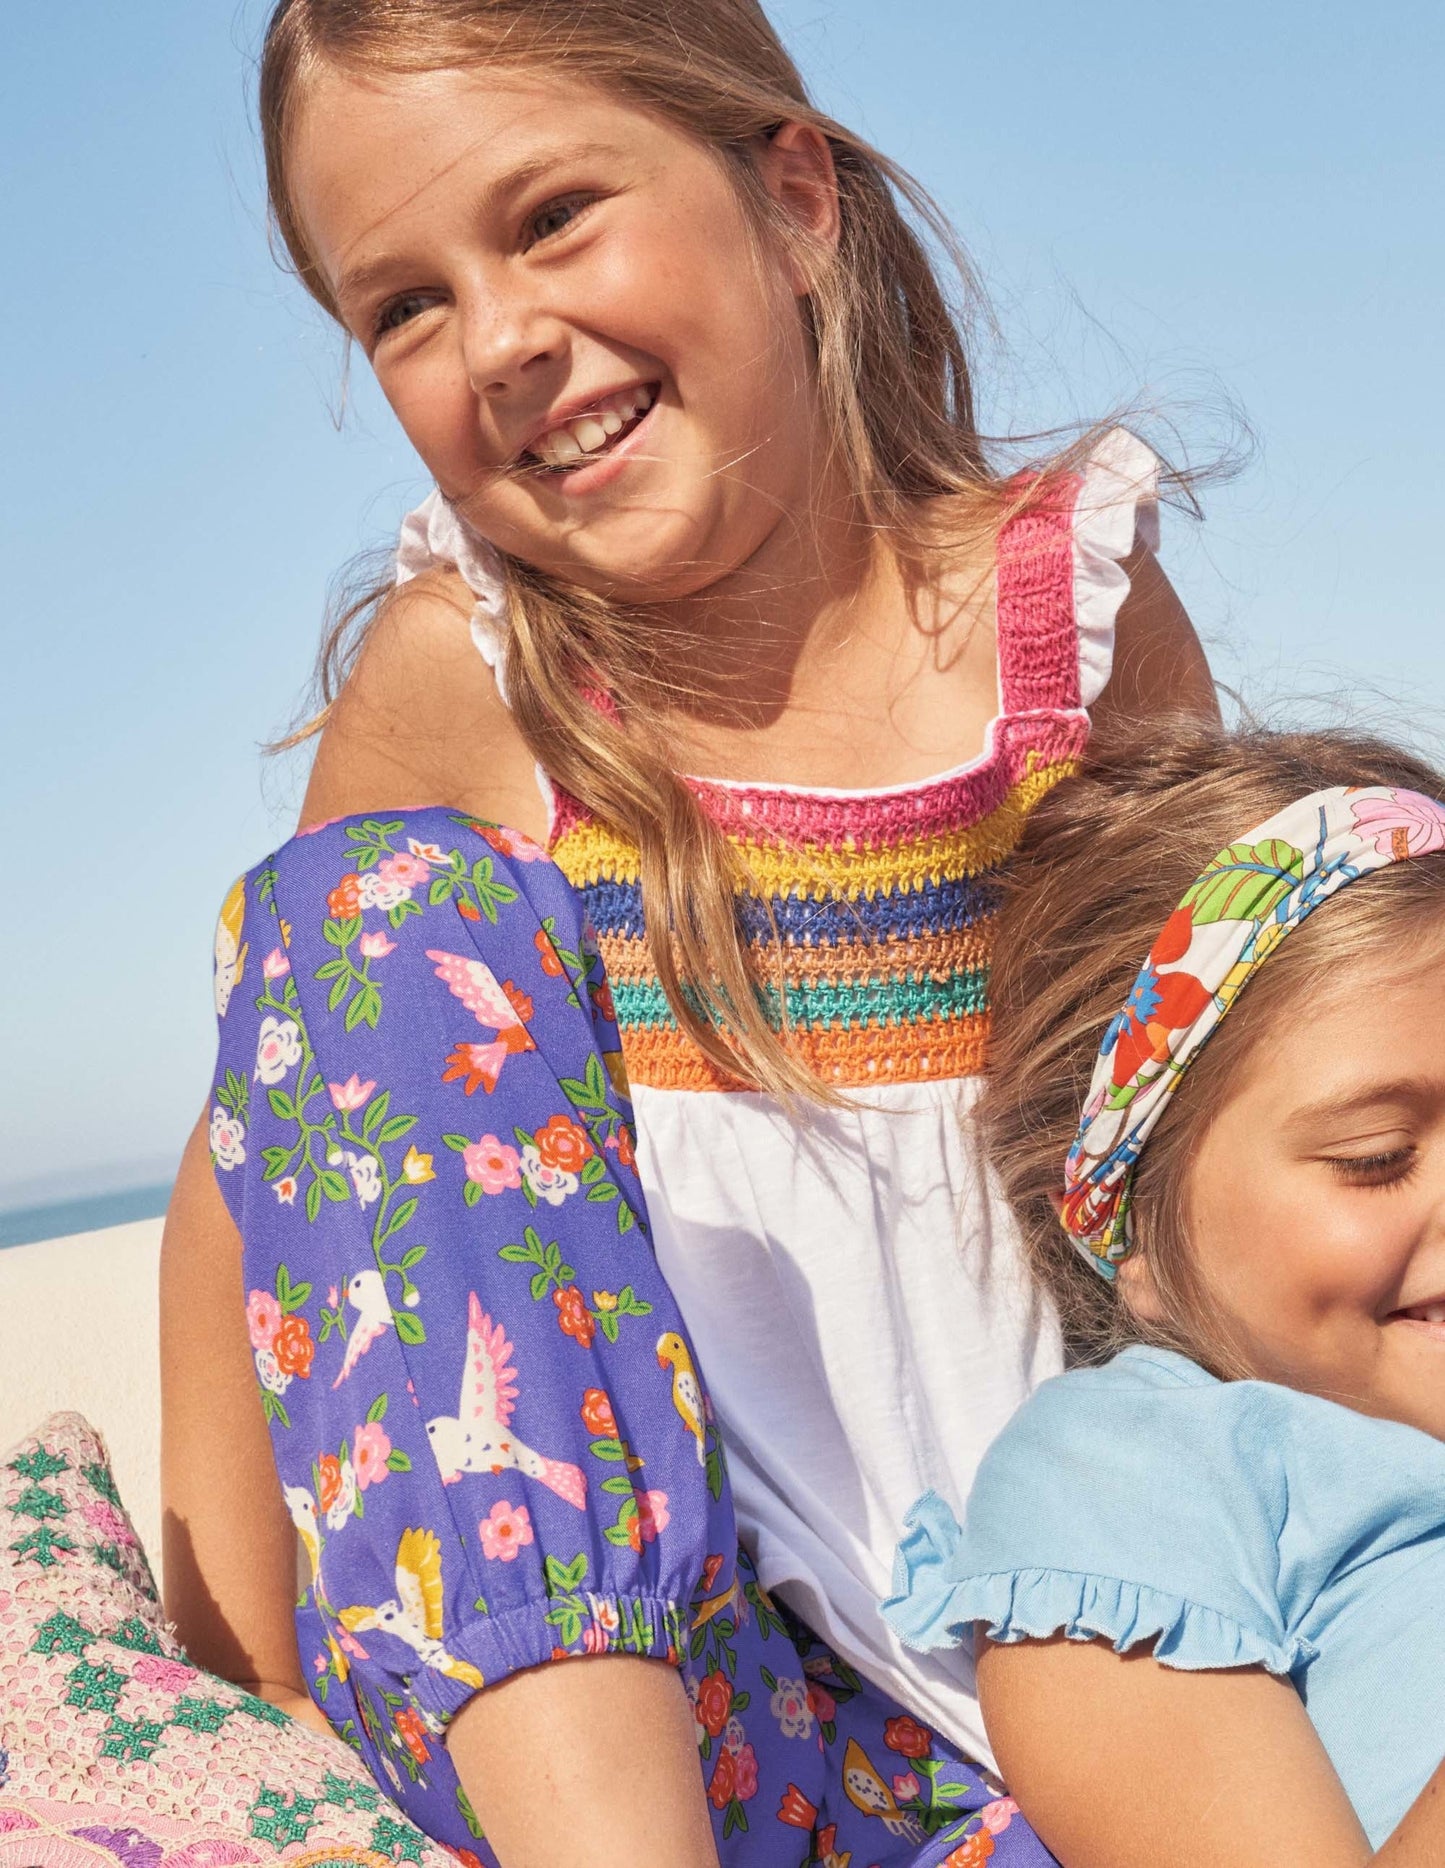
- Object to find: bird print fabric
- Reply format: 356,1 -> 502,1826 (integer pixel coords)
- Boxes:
210,810 -> 1056,1868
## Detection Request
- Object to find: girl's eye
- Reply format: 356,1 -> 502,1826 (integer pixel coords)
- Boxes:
525,194 -> 594,248
373,292 -> 437,341
1326,1147 -> 1419,1188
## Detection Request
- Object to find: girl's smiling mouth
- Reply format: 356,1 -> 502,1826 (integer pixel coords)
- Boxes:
518,382 -> 660,479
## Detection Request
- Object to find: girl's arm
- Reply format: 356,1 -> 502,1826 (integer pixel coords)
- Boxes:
979,1633 -> 1442,1866
298,569 -> 547,839
1092,544 -> 1220,730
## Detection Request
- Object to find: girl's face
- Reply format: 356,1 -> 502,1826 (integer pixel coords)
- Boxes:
1164,934 -> 1445,1438
288,63 -> 836,601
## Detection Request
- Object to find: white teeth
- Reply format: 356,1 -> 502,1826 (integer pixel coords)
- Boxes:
1404,1302 -> 1445,1323
529,385 -> 657,468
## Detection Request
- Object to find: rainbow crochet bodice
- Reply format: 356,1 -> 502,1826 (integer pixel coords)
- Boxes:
549,487 -> 1090,1093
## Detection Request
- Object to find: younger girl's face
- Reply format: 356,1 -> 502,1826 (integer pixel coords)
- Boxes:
1175,934 -> 1445,1439
287,63 -> 833,601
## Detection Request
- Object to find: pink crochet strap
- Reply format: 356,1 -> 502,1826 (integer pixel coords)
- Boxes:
995,475 -> 1082,715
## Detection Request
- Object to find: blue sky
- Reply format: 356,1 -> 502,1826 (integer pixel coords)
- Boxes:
4,0 -> 1442,1210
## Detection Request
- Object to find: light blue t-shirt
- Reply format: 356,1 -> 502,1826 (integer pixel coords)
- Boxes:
882,1345 -> 1445,1847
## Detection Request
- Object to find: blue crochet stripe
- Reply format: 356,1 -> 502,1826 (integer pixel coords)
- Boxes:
581,874 -> 1003,946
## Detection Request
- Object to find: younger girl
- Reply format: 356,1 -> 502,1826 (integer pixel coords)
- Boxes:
164,0 -> 1214,1863
885,721 -> 1445,1864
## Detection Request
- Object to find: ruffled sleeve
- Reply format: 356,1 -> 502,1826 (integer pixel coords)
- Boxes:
882,1348 -> 1317,1678
1072,427 -> 1162,708
395,488 -> 512,698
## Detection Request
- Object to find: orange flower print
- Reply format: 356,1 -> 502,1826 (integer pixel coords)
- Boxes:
942,1832 -> 995,1867
580,1388 -> 617,1438
1106,905 -> 1212,1089
696,1668 -> 733,1738
553,1285 -> 596,1349
535,1114 -> 594,1175
777,1785 -> 818,1828
534,928 -> 565,977
317,1453 -> 342,1514
883,1713 -> 932,1758
394,1705 -> 431,1764
502,980 -> 535,1024
457,899 -> 482,921
590,978 -> 616,1024
707,1745 -> 736,1810
327,874 -> 361,919
273,1315 -> 314,1379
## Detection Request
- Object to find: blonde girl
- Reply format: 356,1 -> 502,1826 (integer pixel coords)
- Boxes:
887,721 -> 1445,1864
162,2 -> 1214,1864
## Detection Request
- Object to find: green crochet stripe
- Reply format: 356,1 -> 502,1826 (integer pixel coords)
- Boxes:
612,966 -> 988,1034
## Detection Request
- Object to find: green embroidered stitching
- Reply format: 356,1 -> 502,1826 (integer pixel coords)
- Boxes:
31,1611 -> 93,1656
100,1716 -> 167,1763
10,1483 -> 68,1523
109,1616 -> 164,1655
322,1770 -> 380,1812
82,1460 -> 122,1506
371,1814 -> 427,1863
8,1448 -> 69,1482
64,1660 -> 128,1714
170,1696 -> 234,1735
9,1526 -> 76,1568
249,1789 -> 320,1848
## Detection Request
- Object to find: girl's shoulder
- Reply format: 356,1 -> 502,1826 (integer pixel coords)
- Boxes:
882,1347 -> 1445,1676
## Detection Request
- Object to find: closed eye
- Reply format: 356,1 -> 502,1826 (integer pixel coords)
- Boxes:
1325,1146 -> 1418,1188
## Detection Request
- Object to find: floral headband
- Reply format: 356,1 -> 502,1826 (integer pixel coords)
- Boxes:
1062,783 -> 1445,1279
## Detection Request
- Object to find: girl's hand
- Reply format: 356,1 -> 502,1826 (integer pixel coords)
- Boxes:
979,1633 -> 1421,1866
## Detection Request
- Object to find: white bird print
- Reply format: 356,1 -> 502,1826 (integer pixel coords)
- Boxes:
426,1294 -> 587,1508
332,1269 -> 393,1389
338,1528 -> 483,1689
427,949 -> 536,1095
283,1483 -> 323,1597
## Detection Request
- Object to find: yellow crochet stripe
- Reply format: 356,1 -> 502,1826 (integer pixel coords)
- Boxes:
553,758 -> 1078,899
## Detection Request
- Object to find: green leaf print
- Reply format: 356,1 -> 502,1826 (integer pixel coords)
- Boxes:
393,1311 -> 426,1346
1182,837 -> 1305,925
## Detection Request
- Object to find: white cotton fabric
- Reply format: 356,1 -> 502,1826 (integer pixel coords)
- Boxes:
392,430 -> 1160,1768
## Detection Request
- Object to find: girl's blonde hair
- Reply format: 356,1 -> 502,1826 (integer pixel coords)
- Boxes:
983,718 -> 1445,1379
259,0 -> 1170,1098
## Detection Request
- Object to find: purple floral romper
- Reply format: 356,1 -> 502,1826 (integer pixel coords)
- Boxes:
208,810 -> 1056,1868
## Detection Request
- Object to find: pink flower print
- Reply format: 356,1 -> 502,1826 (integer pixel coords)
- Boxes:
805,1680 -> 836,1724
352,1420 -> 393,1491
582,1622 -> 611,1654
380,852 -> 431,887
981,1798 -> 1019,1835
132,1655 -> 197,1696
479,1500 -> 535,1562
480,824 -> 548,863
1351,790 -> 1445,859
464,1134 -> 523,1194
83,1498 -> 134,1546
724,1715 -> 747,1756
733,1742 -> 759,1801
359,929 -> 398,959
337,1626 -> 369,1660
246,1289 -> 282,1352
329,1074 -> 376,1113
892,1771 -> 921,1803
634,1489 -> 670,1545
274,1176 -> 298,1206
262,947 -> 291,980
407,838 -> 447,863
328,1285 -> 340,1308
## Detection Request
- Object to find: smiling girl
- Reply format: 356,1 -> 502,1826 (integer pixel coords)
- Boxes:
162,3 -> 1214,1865
887,722 -> 1445,1864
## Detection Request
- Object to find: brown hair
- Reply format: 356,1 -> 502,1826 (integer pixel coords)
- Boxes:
257,0 -> 1186,1098
982,718 -> 1445,1378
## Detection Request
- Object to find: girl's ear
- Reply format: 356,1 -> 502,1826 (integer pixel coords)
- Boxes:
1045,1190 -> 1168,1323
755,120 -> 841,290
1115,1249 -> 1168,1324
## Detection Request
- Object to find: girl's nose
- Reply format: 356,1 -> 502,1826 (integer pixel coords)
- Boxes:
458,285 -> 564,400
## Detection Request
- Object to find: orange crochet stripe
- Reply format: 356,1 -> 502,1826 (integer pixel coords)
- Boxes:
621,1013 -> 991,1095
